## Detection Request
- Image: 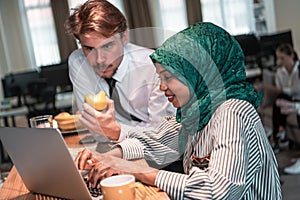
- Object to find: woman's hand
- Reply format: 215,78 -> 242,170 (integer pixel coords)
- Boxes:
75,148 -> 159,187
98,155 -> 159,186
75,148 -> 122,188
75,148 -> 100,171
79,99 -> 121,140
276,98 -> 297,114
75,148 -> 119,188
87,160 -> 120,188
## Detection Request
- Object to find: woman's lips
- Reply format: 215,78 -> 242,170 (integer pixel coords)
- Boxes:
166,95 -> 174,102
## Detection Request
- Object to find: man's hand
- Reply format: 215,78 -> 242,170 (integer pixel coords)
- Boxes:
80,99 -> 121,140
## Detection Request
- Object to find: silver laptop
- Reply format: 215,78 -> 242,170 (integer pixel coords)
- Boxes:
0,127 -> 102,200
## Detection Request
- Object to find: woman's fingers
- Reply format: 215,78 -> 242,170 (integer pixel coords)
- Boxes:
88,162 -> 109,188
75,148 -> 96,170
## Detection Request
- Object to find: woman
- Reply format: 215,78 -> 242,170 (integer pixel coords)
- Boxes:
76,22 -> 281,199
271,43 -> 300,153
275,98 -> 300,174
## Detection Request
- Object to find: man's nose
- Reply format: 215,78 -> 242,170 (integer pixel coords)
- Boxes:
96,49 -> 106,64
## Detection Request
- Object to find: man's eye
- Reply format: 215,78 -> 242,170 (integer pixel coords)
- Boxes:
84,46 -> 93,51
103,43 -> 113,50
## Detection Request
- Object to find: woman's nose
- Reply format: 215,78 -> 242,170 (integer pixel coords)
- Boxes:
160,84 -> 167,91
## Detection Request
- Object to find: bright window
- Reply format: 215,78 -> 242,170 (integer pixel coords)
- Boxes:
158,0 -> 188,32
22,0 -> 61,67
201,0 -> 255,35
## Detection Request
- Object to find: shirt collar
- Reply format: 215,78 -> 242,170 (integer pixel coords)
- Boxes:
112,45 -> 130,82
292,60 -> 300,73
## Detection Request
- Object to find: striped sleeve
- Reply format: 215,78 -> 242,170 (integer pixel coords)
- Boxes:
118,138 -> 145,160
155,170 -> 187,200
117,116 -> 182,167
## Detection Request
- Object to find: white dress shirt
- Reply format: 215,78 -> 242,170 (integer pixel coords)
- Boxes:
275,60 -> 300,100
118,99 -> 281,199
68,43 -> 175,141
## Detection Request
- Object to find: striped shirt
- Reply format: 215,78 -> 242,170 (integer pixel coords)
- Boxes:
118,99 -> 282,199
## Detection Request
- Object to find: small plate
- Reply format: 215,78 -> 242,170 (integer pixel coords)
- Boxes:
60,128 -> 88,135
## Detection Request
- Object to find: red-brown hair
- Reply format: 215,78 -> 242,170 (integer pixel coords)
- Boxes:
65,0 -> 127,39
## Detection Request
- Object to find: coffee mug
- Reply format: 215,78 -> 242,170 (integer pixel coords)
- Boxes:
29,115 -> 56,128
100,174 -> 145,200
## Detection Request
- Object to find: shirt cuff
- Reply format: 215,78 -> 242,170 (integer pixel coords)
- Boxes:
155,170 -> 187,200
283,87 -> 292,96
117,138 -> 144,160
117,127 -> 127,142
296,103 -> 300,115
117,123 -> 136,142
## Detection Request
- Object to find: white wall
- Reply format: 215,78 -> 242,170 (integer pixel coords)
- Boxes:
273,0 -> 300,54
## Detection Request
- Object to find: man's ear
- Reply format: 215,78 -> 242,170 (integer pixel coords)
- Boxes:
122,29 -> 129,45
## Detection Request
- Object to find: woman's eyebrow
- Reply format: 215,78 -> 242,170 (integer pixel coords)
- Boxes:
158,69 -> 168,74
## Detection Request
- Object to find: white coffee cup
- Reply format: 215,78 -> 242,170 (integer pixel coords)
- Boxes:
100,174 -> 145,200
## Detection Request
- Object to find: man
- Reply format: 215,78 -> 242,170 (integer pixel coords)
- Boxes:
65,0 -> 174,141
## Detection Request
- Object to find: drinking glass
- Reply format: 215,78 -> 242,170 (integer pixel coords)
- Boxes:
29,115 -> 53,128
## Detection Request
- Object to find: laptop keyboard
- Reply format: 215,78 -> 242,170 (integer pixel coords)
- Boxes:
84,177 -> 102,197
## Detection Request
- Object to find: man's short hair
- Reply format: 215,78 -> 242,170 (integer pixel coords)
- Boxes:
65,0 -> 127,39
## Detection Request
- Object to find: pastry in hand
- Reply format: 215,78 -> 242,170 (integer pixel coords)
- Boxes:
85,90 -> 108,111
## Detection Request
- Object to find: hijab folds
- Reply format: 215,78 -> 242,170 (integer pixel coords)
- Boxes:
150,22 -> 262,158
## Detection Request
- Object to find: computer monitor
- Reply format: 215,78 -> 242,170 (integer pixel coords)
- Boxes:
234,34 -> 260,57
2,70 -> 40,98
234,34 -> 261,67
39,62 -> 72,92
259,30 -> 293,51
1,70 -> 40,106
259,30 -> 293,68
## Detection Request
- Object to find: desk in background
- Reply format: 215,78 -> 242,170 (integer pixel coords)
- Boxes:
245,67 -> 262,83
0,106 -> 28,127
0,97 -> 28,127
0,92 -> 73,127
0,133 -> 170,200
55,91 -> 73,111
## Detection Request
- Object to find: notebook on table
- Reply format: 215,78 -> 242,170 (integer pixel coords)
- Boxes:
0,127 -> 102,200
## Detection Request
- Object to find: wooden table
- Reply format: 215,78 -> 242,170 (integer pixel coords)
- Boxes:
0,133 -> 170,200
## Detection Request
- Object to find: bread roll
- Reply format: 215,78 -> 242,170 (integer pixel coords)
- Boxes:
85,90 -> 108,111
54,112 -> 83,131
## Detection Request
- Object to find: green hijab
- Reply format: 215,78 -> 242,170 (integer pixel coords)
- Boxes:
150,22 -> 262,155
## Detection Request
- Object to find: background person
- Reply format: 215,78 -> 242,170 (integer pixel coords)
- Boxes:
271,43 -> 300,153
75,22 -> 281,199
65,0 -> 174,141
276,99 -> 300,174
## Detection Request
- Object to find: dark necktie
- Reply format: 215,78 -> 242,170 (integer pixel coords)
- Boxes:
105,78 -> 116,97
105,78 -> 142,122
